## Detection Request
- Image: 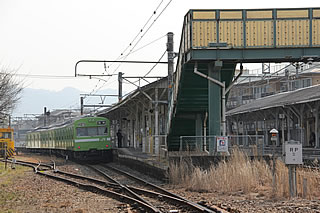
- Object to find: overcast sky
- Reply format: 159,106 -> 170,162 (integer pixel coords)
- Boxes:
1,0 -> 319,113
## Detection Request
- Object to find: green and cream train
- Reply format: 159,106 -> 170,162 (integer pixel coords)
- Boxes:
26,116 -> 112,160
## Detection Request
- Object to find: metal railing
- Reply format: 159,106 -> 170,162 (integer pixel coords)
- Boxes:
178,135 -> 265,156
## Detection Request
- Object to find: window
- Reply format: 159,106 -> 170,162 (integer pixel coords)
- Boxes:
77,128 -> 87,137
98,127 -> 108,135
76,127 -> 108,137
0,132 -> 11,139
302,78 -> 311,88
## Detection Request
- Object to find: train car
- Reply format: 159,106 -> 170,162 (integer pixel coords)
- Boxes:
0,127 -> 15,158
26,116 -> 112,161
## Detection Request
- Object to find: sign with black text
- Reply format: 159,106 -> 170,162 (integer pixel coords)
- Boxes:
285,141 -> 303,165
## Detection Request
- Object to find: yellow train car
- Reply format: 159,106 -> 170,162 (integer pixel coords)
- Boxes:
0,127 -> 15,158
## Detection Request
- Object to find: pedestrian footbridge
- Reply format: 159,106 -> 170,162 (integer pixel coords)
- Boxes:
167,8 -> 320,151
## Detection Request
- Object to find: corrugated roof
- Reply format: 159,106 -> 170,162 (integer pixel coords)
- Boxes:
227,85 -> 320,116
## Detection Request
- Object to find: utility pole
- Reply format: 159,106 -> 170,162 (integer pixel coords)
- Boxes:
80,97 -> 84,115
4,143 -> 7,170
118,72 -> 123,102
167,32 -> 174,102
44,107 -> 47,126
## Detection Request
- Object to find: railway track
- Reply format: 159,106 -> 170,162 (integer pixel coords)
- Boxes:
88,164 -> 229,213
2,159 -> 54,171
4,159 -> 229,212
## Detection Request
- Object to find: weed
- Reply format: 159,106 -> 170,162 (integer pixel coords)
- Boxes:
168,148 -> 320,199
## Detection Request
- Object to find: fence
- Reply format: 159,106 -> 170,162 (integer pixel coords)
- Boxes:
179,135 -> 265,156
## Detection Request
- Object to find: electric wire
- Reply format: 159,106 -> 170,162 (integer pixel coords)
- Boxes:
13,73 -> 76,79
84,1 -> 167,96
95,48 -> 167,96
85,35 -> 166,95
89,0 -> 173,95
120,34 -> 166,59
68,0 -> 173,110
102,0 -> 165,75
115,0 -> 164,60
120,0 -> 173,63
130,49 -> 167,85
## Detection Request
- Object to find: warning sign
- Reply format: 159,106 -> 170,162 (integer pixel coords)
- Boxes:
217,136 -> 228,152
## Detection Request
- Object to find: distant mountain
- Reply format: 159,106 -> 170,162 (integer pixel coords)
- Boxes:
13,87 -> 118,117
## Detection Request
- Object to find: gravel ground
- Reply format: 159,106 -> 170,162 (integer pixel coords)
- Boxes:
172,189 -> 320,213
1,153 -> 320,212
1,154 -> 125,213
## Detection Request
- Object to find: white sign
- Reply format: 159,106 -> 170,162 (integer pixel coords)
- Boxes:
285,141 -> 303,165
217,136 -> 228,152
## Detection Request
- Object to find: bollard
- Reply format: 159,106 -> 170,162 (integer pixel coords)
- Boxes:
11,158 -> 16,169
303,178 -> 308,198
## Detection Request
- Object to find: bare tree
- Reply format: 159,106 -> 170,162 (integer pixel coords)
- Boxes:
0,69 -> 23,118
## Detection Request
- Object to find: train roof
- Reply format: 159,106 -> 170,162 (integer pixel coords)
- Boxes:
28,116 -> 107,133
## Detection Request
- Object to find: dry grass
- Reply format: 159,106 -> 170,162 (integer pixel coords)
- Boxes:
168,148 -> 320,199
0,161 -> 30,210
168,158 -> 195,186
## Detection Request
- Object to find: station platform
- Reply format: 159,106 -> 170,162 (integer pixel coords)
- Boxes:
113,147 -> 169,181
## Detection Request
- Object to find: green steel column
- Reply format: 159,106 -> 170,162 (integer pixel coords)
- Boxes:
208,61 -> 222,154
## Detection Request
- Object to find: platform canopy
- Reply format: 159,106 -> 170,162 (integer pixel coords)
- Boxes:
227,84 -> 320,116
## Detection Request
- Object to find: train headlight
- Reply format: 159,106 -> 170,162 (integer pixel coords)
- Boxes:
106,145 -> 109,148
77,146 -> 80,149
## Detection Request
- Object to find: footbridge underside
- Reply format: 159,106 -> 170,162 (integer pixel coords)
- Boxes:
168,7 -> 320,151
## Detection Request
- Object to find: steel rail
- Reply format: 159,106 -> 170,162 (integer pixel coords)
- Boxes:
52,167 -> 222,212
14,159 -> 54,169
54,170 -> 117,187
7,160 -> 227,213
127,186 -> 226,213
100,165 -> 226,213
87,165 -> 161,212
37,170 -> 158,213
3,159 -> 54,171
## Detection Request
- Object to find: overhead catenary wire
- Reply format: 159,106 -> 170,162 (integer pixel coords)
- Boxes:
120,0 -> 173,63
68,0 -> 174,110
89,35 -> 167,94
120,34 -> 166,59
95,49 -> 168,96
115,0 -> 164,60
102,0 -> 166,75
88,0 -> 173,96
84,1 -> 168,95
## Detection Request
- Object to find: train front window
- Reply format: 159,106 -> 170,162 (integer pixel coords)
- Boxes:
87,127 -> 98,136
97,126 -> 108,135
76,127 -> 108,137
0,132 -> 11,139
76,128 -> 88,137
